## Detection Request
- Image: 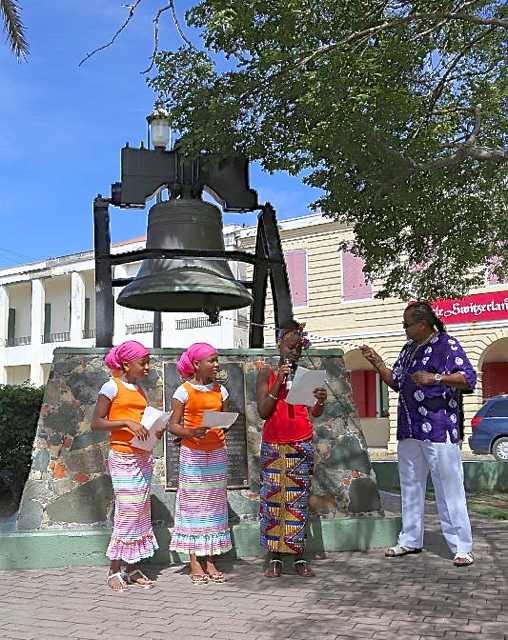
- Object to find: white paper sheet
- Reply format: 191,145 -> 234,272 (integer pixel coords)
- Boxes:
285,367 -> 326,406
202,410 -> 239,431
131,406 -> 172,451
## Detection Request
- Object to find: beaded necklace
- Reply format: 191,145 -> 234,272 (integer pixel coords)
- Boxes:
408,330 -> 438,365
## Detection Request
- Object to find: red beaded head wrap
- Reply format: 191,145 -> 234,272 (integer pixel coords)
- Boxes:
276,322 -> 311,349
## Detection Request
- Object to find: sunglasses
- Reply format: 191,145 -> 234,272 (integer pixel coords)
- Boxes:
402,320 -> 420,329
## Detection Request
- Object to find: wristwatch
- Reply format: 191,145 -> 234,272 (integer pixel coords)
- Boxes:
434,373 -> 442,384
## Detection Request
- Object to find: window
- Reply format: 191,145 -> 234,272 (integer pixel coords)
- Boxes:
486,399 -> 508,418
284,249 -> 308,307
482,362 -> 508,400
487,256 -> 508,285
342,250 -> 372,301
378,376 -> 390,418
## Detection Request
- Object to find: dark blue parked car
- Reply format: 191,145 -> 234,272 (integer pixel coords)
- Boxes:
469,395 -> 508,461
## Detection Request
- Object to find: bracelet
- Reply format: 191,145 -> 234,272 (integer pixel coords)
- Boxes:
268,392 -> 278,401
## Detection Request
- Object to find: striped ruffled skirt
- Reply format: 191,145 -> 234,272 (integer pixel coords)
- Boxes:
169,445 -> 232,556
106,449 -> 159,563
259,439 -> 313,554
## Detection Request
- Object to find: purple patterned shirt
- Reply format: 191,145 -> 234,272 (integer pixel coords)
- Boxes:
392,332 -> 476,443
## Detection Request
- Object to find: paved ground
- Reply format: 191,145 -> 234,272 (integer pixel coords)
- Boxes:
0,492 -> 506,640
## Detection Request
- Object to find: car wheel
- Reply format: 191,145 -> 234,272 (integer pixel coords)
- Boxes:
492,437 -> 508,462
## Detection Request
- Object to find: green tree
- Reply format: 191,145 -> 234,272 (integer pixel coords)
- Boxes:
1,0 -> 28,61
0,383 -> 43,504
149,0 -> 508,300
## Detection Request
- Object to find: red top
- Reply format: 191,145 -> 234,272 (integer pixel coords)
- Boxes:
262,369 -> 313,444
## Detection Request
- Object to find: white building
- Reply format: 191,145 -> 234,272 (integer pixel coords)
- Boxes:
0,226 -> 250,387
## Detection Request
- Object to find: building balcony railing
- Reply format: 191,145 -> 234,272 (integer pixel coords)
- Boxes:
5,336 -> 31,347
42,332 -> 71,344
126,323 -> 154,335
82,328 -> 96,339
175,317 -> 222,330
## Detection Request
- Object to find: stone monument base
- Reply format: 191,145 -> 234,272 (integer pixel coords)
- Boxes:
0,515 -> 401,570
6,347 -> 396,571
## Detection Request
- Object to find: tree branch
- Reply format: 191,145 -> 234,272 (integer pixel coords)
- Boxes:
406,28 -> 493,144
142,0 -> 197,74
297,11 -> 508,69
79,0 -> 143,67
374,104 -> 508,185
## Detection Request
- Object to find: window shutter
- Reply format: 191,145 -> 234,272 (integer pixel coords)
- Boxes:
342,250 -> 372,301
44,303 -> 52,338
350,369 -> 377,418
7,308 -> 15,340
284,249 -> 308,307
350,370 -> 367,417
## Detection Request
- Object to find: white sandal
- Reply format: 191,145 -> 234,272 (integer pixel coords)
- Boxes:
453,552 -> 474,567
385,544 -> 422,557
124,568 -> 154,589
106,571 -> 129,591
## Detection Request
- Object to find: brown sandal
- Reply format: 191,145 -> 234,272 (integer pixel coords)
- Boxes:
264,559 -> 282,578
294,559 -> 315,577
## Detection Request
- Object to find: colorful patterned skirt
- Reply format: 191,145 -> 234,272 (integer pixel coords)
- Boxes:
169,445 -> 232,556
106,449 -> 158,563
259,439 -> 313,554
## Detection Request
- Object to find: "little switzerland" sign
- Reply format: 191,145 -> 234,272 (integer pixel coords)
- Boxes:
432,291 -> 508,325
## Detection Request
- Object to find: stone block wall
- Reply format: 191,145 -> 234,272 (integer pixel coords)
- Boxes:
17,347 -> 383,531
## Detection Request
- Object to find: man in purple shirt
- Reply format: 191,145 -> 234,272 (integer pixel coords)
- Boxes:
361,301 -> 476,567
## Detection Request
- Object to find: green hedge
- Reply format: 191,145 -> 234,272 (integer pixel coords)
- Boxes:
0,383 -> 44,503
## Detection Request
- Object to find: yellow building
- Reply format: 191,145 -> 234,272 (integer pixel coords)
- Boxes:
239,213 -> 508,451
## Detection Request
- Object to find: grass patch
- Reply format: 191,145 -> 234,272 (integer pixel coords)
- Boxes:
392,488 -> 508,520
466,491 -> 508,520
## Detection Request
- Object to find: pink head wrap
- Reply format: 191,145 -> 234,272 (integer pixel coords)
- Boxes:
104,340 -> 150,371
176,342 -> 217,378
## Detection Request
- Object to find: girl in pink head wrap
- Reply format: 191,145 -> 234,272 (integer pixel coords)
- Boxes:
104,340 -> 150,371
176,342 -> 218,378
169,342 -> 232,583
91,340 -> 164,591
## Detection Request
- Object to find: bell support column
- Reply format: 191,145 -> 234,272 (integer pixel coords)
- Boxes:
93,196 -> 114,348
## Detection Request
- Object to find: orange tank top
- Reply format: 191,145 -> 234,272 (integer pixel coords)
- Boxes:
108,377 -> 148,454
180,381 -> 226,451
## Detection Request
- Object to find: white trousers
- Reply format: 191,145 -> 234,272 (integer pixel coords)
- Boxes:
397,438 -> 473,554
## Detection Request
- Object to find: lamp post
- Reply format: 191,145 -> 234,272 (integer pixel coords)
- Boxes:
146,105 -> 171,150
146,105 -> 171,347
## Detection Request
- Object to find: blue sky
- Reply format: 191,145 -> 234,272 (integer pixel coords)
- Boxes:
0,0 -> 321,270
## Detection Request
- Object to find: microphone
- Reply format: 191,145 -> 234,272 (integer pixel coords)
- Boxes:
284,357 -> 294,390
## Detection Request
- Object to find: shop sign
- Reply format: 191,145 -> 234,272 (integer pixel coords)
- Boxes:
432,291 -> 508,324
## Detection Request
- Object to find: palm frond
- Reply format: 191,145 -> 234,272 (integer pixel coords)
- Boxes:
0,0 -> 28,61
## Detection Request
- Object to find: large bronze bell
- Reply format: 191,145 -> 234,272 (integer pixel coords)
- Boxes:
116,196 -> 253,320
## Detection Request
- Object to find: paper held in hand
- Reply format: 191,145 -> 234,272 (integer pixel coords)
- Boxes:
285,367 -> 327,406
131,406 -> 172,451
202,410 -> 239,431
